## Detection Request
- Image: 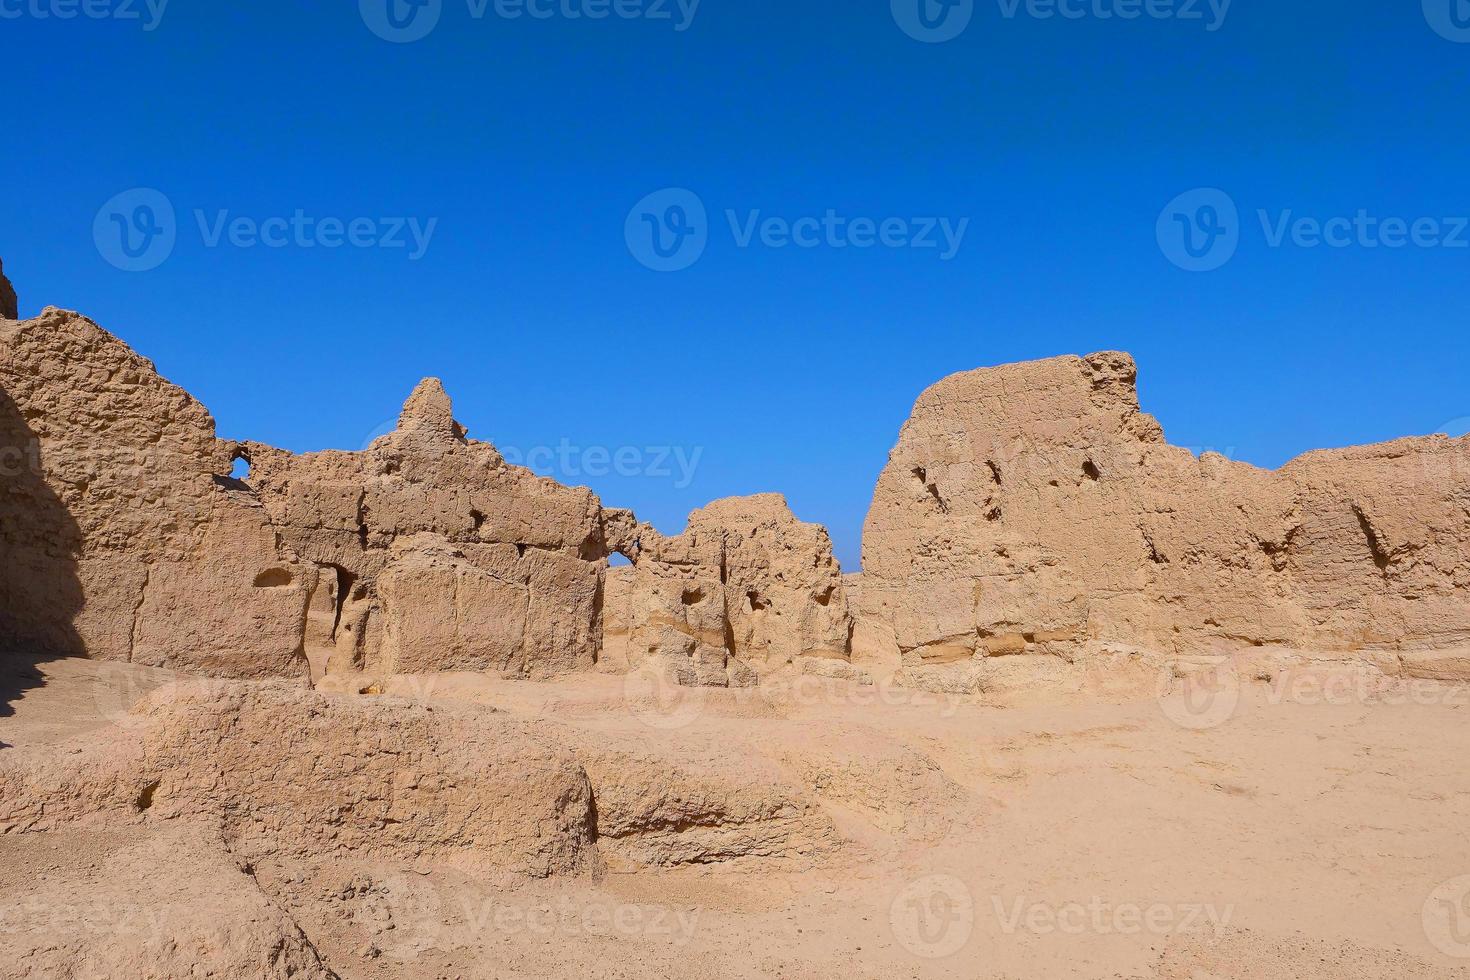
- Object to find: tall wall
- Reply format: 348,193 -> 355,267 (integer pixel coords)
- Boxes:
860,351 -> 1470,688
0,309 -> 311,676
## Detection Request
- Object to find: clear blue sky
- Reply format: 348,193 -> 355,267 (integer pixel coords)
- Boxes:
4,0 -> 1468,569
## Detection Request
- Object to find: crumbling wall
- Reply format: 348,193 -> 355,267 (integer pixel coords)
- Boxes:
0,310 -> 622,684
0,309 -> 312,676
243,378 -> 615,681
609,494 -> 854,687
860,351 -> 1470,690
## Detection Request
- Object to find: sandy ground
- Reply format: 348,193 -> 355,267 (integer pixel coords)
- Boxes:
3,655 -> 1470,979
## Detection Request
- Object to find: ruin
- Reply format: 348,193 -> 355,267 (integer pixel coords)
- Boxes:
859,351 -> 1470,698
3,286 -> 1469,980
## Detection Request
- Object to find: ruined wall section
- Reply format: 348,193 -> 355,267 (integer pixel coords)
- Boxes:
606,494 -> 854,687
0,309 -> 312,676
243,379 -> 615,681
861,351 -> 1470,692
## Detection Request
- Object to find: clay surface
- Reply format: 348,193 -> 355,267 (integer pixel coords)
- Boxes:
860,351 -> 1470,697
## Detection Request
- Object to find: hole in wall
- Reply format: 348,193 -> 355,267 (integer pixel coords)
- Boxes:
682,586 -> 705,606
253,568 -> 295,589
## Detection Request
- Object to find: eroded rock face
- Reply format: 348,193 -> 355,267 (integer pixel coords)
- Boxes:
608,494 -> 854,687
861,351 -> 1470,690
243,379 -> 614,682
0,308 -> 622,683
0,309 -> 312,676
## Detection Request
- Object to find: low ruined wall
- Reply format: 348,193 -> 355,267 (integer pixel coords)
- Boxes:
0,309 -> 618,683
243,378 -> 613,682
607,494 -> 854,687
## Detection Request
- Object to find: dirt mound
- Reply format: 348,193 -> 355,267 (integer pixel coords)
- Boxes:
0,681 -> 601,877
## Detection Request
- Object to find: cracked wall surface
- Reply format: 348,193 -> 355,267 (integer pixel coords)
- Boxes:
242,377 -> 616,682
860,351 -> 1470,690
602,494 -> 854,687
0,308 -> 312,676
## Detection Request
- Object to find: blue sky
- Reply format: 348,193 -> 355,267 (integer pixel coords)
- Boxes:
4,0 -> 1468,568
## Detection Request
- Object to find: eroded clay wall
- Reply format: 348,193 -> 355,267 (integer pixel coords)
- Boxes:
860,351 -> 1470,687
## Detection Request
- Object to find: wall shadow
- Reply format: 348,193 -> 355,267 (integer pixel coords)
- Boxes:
0,384 -> 85,728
